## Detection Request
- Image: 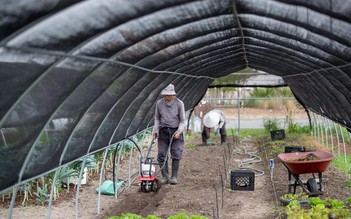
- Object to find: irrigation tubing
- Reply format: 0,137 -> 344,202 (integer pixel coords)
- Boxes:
233,138 -> 264,176
112,138 -> 143,194
232,137 -> 281,214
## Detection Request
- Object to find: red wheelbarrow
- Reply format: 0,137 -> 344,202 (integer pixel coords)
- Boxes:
278,151 -> 334,196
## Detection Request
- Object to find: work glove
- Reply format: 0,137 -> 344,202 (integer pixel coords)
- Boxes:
214,128 -> 219,136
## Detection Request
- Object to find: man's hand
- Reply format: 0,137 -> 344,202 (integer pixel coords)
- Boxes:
215,128 -> 220,136
174,132 -> 180,139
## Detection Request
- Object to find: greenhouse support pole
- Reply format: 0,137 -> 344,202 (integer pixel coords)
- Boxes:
128,139 -> 134,188
1,129 -> 7,147
312,113 -> 319,140
313,113 -> 319,141
75,156 -> 87,219
314,114 -> 321,143
311,112 -> 317,138
7,186 -> 18,219
48,168 -> 60,218
319,115 -> 324,146
327,119 -> 334,154
237,88 -> 240,135
322,117 -> 328,148
333,122 -> 340,156
338,125 -> 347,164
97,148 -> 109,214
115,144 -> 123,199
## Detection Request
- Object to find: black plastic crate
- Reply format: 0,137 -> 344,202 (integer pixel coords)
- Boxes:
230,170 -> 255,191
270,129 -> 285,141
284,146 -> 306,153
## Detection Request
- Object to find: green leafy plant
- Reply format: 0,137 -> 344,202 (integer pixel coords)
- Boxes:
105,213 -> 207,219
235,128 -> 265,138
286,120 -> 299,133
19,182 -> 33,206
281,193 -> 308,202
48,167 -> 78,197
69,155 -> 97,172
187,143 -> 196,149
110,213 -> 160,219
34,184 -> 49,205
308,197 -> 326,206
281,196 -> 351,219
263,118 -> 281,133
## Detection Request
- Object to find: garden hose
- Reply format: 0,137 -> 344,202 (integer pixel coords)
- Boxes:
112,137 -> 143,195
233,138 -> 265,176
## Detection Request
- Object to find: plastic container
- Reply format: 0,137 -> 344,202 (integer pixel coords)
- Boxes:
142,163 -> 155,176
230,170 -> 255,191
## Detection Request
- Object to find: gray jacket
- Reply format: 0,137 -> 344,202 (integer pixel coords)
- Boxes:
153,97 -> 185,135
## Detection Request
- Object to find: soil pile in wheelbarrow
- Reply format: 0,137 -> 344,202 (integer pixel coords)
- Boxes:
295,153 -> 321,161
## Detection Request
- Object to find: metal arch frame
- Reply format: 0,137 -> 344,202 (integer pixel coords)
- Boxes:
96,147 -> 110,215
107,64 -> 202,141
48,16 -> 239,166
13,43 -> 213,185
326,118 -> 335,154
125,78 -> 210,135
4,62 -> 209,218
337,124 -> 347,164
102,24 -> 246,143
125,77 -> 209,136
232,0 -> 249,67
333,122 -> 341,156
2,1 -> 351,217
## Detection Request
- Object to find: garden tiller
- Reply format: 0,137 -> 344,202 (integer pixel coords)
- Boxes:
137,155 -> 160,192
122,137 -> 160,192
124,133 -> 174,193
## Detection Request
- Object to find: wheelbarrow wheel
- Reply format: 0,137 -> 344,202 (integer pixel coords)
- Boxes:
307,178 -> 318,195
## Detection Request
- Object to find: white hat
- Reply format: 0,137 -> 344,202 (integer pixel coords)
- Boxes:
161,84 -> 176,95
203,111 -> 220,128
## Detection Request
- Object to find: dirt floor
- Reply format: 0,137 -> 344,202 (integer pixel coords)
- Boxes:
2,133 -> 351,219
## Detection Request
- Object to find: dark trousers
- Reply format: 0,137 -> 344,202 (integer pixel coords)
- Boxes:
201,123 -> 227,144
157,127 -> 184,164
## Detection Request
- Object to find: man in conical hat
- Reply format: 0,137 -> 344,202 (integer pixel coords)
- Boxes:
153,84 -> 185,185
202,110 -> 227,145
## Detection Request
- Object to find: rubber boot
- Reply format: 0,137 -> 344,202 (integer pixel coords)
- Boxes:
221,135 -> 227,145
201,133 -> 207,145
170,159 -> 180,185
201,127 -> 210,145
160,160 -> 169,184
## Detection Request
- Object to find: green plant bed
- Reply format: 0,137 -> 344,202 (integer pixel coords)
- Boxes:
105,213 -> 207,219
332,155 -> 351,175
234,128 -> 265,138
279,193 -> 309,207
278,196 -> 351,219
